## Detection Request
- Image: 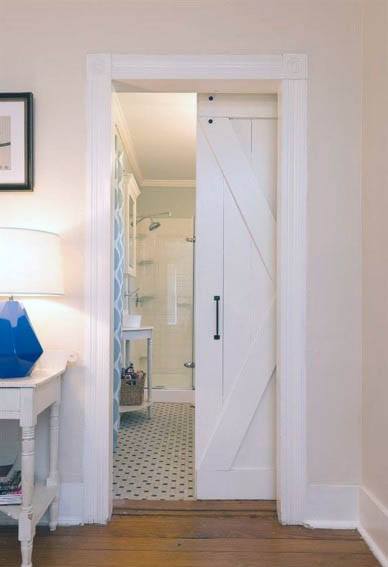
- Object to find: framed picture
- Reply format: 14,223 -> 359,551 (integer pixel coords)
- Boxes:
0,93 -> 33,191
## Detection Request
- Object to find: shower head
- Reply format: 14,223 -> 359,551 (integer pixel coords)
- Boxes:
149,220 -> 161,231
136,211 -> 171,231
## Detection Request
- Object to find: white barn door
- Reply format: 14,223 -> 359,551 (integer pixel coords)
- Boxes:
195,94 -> 277,499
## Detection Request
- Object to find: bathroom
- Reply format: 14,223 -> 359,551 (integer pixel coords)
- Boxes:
112,92 -> 196,501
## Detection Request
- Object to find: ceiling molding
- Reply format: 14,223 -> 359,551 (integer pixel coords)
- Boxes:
113,95 -> 195,191
141,179 -> 195,189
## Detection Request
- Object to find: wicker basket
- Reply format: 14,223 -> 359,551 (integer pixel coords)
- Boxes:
120,371 -> 146,406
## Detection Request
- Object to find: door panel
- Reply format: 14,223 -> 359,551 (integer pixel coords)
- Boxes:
195,126 -> 224,466
198,115 -> 276,280
196,94 -> 277,499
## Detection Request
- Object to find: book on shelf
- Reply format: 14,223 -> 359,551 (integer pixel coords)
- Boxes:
0,459 -> 22,505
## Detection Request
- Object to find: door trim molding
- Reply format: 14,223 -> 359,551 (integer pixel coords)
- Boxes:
85,53 -> 308,524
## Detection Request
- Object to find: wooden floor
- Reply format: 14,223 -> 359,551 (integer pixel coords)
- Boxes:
0,500 -> 379,567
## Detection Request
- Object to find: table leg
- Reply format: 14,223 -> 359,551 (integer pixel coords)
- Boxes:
147,337 -> 152,419
47,402 -> 60,531
19,425 -> 35,567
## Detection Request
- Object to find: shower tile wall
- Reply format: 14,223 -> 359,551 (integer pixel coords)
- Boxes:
130,218 -> 194,390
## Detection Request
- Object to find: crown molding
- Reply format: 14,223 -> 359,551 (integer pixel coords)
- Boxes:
113,95 -> 195,191
141,179 -> 195,189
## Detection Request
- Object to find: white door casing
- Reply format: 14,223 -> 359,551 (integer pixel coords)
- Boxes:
196,95 -> 277,499
85,54 -> 308,525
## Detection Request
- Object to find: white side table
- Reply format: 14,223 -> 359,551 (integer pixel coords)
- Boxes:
121,326 -> 153,418
0,352 -> 68,567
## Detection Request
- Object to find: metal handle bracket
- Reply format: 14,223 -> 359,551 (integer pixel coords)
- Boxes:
214,295 -> 221,340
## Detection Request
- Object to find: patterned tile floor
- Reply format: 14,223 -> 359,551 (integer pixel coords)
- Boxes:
113,402 -> 195,500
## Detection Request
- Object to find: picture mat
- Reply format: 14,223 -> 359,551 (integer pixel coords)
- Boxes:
0,100 -> 25,184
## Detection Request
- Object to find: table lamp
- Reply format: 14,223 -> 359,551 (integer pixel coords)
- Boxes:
0,228 -> 64,378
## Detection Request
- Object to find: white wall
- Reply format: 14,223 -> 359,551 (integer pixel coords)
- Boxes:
138,187 -> 195,219
360,0 -> 388,561
0,0 -> 363,524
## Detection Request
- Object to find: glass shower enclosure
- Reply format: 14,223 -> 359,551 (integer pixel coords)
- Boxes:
130,218 -> 195,391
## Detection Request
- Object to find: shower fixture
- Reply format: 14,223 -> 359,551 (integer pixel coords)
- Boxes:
136,211 -> 171,231
149,220 -> 161,231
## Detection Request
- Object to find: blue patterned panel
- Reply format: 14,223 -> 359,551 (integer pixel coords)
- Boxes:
113,134 -> 125,448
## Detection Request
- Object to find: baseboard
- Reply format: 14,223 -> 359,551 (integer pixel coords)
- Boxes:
304,483 -> 358,528
152,388 -> 195,403
58,482 -> 84,525
359,486 -> 388,566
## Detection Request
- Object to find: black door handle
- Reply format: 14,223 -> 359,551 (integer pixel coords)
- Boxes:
214,295 -> 220,340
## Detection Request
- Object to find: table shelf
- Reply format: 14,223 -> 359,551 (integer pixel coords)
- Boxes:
0,483 -> 56,526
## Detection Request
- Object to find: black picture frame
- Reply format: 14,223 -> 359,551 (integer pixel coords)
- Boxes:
0,92 -> 33,191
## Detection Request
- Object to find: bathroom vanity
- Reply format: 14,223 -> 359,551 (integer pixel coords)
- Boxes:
121,326 -> 153,418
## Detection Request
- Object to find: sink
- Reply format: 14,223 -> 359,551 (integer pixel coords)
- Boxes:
123,313 -> 142,328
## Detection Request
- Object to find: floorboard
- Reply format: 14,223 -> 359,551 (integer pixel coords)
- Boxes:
0,503 -> 379,567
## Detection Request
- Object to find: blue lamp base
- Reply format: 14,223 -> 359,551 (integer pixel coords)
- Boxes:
0,300 -> 43,378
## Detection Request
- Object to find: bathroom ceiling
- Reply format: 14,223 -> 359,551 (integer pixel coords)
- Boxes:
117,93 -> 196,186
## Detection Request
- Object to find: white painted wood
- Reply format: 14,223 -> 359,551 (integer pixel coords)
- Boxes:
199,115 -> 276,280
304,484 -> 358,528
196,95 -> 277,499
33,380 -> 58,418
359,487 -> 388,567
112,93 -> 143,184
276,79 -> 307,524
86,53 -> 308,525
147,337 -> 153,419
121,326 -> 153,418
20,425 -> 34,567
252,119 -> 278,216
195,125 -> 224,468
58,482 -> 84,526
112,54 -> 308,81
141,179 -> 195,189
0,369 -> 65,389
198,94 -> 277,118
123,172 -> 140,277
200,304 -> 276,471
0,360 -> 67,566
84,53 -> 113,525
359,526 -> 388,567
0,484 -> 57,523
47,401 -> 60,531
197,469 -> 275,500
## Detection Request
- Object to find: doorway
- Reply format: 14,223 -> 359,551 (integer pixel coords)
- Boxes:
112,90 -> 278,503
112,92 -> 196,501
85,53 -> 308,524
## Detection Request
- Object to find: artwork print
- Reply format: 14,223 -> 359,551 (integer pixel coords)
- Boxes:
0,93 -> 33,191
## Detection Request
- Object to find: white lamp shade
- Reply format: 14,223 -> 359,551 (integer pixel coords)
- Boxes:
0,228 -> 64,296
